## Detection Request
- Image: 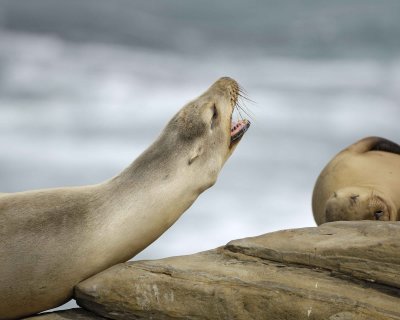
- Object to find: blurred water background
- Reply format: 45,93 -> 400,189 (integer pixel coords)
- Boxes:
0,0 -> 399,311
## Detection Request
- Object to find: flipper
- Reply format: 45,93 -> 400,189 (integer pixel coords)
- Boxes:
370,137 -> 400,155
348,136 -> 400,155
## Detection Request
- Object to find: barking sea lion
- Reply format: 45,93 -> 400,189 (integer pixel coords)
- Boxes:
0,77 -> 250,319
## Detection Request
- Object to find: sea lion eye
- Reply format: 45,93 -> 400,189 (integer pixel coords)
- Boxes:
211,104 -> 218,129
374,210 -> 384,220
212,105 -> 218,119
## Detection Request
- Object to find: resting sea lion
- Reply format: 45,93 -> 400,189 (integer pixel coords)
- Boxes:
312,136 -> 400,225
0,77 -> 251,319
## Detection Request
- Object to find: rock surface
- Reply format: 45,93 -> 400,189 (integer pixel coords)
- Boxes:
227,220 -> 400,288
72,221 -> 400,320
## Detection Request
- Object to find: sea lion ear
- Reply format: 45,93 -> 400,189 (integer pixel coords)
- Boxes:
188,146 -> 204,165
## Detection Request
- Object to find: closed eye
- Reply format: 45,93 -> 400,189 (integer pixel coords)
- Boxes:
211,104 -> 218,129
212,105 -> 218,119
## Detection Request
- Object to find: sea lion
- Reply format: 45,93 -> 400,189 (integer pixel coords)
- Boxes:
312,136 -> 400,225
0,77 -> 251,319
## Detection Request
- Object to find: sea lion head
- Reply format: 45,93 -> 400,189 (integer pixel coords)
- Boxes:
324,187 -> 396,222
162,77 -> 250,190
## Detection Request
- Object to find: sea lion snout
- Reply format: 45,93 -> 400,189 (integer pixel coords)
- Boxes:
213,76 -> 239,91
208,77 -> 240,106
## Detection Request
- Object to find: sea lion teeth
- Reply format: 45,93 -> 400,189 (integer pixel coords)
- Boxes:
230,120 -> 251,144
0,77 -> 250,319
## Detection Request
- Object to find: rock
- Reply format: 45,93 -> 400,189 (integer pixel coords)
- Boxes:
227,220 -> 400,288
23,308 -> 107,319
75,221 -> 400,320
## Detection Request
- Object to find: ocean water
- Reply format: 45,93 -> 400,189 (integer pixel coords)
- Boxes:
0,1 -> 399,312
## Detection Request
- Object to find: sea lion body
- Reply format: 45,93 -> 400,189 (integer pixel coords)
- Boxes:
0,77 -> 250,319
312,137 -> 400,225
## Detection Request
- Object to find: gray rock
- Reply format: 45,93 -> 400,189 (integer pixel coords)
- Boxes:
23,308 -> 107,319
75,221 -> 400,320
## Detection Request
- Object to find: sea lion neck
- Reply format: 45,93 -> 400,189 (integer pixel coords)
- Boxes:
111,132 -> 187,189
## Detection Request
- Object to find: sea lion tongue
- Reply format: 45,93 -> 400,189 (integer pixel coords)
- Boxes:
230,119 -> 251,144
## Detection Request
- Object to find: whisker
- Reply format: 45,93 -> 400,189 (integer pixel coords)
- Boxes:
234,83 -> 256,121
238,85 -> 256,103
238,84 -> 249,96
239,93 -> 256,105
237,98 -> 255,120
235,105 -> 244,120
238,86 -> 247,97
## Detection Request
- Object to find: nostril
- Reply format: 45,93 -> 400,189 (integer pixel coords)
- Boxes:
374,210 -> 384,220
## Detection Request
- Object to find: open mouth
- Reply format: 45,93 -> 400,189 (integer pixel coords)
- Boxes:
230,119 -> 250,146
